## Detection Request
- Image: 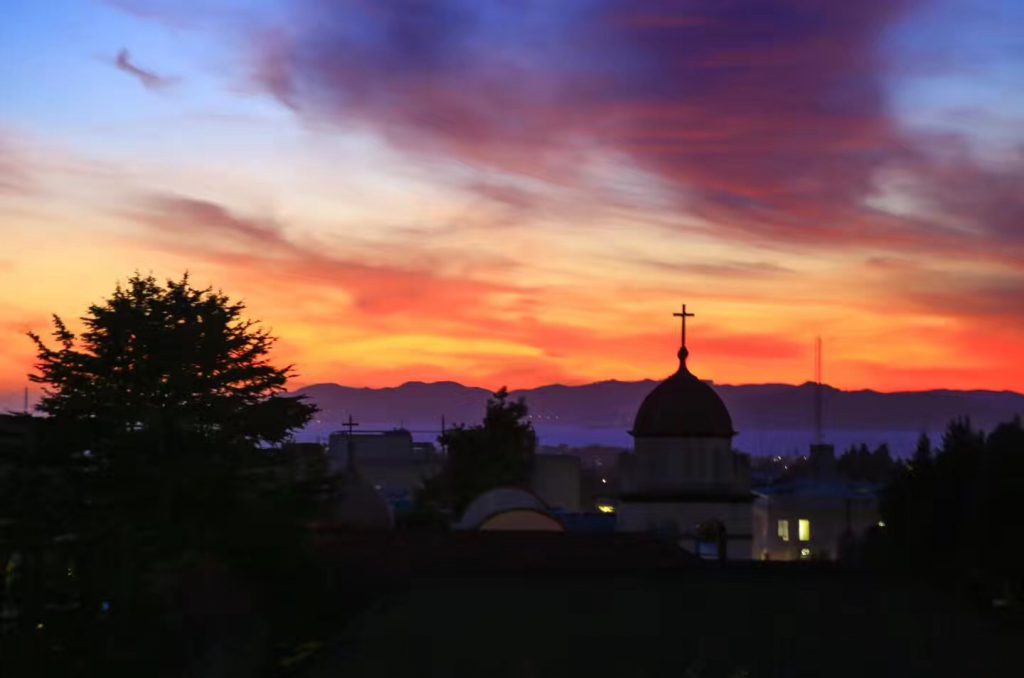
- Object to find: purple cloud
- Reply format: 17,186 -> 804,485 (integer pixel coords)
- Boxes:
237,1 -> 1022,267
250,2 -> 915,234
115,48 -> 177,89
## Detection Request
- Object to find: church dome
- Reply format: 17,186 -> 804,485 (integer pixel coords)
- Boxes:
632,347 -> 735,438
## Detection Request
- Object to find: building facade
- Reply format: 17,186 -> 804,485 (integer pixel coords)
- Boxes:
752,484 -> 879,561
327,429 -> 441,510
616,345 -> 754,559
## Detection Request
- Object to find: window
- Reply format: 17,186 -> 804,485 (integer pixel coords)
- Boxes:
777,519 -> 790,542
798,519 -> 811,542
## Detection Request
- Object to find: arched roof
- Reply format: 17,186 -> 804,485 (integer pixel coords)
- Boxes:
632,347 -> 735,438
479,510 -> 564,532
458,487 -> 559,531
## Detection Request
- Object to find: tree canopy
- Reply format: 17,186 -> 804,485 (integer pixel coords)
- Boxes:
5,273 -> 330,674
836,442 -> 899,483
29,272 -> 315,450
429,387 -> 538,514
880,417 -> 1024,578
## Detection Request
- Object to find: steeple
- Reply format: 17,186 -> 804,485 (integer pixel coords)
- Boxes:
630,305 -> 734,438
673,304 -> 695,373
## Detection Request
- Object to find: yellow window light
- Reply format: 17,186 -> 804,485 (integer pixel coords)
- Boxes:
777,519 -> 790,542
798,519 -> 811,542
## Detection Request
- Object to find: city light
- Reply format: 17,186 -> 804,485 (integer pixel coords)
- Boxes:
777,519 -> 790,542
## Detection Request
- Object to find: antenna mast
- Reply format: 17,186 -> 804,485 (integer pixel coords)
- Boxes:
814,337 -> 823,445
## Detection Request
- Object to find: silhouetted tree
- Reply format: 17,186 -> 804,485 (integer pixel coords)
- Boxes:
6,273 -> 326,674
910,433 -> 933,471
433,387 -> 538,514
880,417 -> 1024,597
29,272 -> 315,452
837,442 -> 899,483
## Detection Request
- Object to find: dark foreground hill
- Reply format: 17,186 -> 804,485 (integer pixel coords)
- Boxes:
310,532 -> 1023,678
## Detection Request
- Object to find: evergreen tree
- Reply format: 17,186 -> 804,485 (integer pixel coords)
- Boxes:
880,417 -> 1024,592
7,273 -> 324,674
436,387 -> 538,514
29,272 -> 315,453
837,442 -> 898,482
910,433 -> 933,470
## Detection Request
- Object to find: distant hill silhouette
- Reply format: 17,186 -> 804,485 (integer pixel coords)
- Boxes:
294,380 -> 1024,454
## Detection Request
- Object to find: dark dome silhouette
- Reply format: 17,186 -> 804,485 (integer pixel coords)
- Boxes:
632,347 -> 735,438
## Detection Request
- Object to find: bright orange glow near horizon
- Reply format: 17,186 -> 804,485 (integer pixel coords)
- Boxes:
2,1 -> 1023,409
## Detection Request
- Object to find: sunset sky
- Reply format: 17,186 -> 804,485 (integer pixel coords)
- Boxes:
2,0 -> 1023,406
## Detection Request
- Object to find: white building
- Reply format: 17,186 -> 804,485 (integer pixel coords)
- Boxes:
327,429 -> 441,508
530,454 -> 582,513
752,446 -> 881,561
616,344 -> 754,559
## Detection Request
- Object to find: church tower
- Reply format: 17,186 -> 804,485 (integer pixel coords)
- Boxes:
616,305 -> 754,559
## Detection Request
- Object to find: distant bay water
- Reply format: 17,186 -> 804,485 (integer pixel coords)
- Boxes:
296,421 -> 931,459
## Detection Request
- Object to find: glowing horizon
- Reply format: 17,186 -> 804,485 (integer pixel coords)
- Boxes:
2,1 -> 1023,406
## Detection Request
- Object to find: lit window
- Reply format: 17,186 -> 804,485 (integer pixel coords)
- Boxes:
798,519 -> 811,542
597,505 -> 616,514
777,519 -> 790,542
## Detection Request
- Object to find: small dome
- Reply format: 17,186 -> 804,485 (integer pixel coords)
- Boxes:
458,487 -> 562,531
632,347 -> 735,438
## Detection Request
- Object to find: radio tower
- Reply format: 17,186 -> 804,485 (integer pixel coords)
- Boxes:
809,336 -> 836,479
814,336 -> 823,445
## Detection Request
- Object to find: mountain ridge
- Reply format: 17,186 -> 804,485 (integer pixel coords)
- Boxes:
293,380 -> 1024,442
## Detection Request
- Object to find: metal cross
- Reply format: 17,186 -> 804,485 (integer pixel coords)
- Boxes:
343,414 -> 359,435
343,414 -> 360,474
673,304 -> 695,348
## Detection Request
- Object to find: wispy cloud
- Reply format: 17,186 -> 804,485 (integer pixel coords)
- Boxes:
114,48 -> 177,90
120,192 -> 818,387
127,193 -> 527,324
0,133 -> 34,195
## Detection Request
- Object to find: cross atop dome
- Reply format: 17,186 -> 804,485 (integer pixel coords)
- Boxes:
630,302 -> 735,439
673,304 -> 695,349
